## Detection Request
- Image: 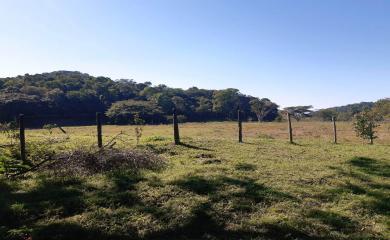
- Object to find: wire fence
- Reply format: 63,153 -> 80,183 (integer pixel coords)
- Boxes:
1,112 -> 390,164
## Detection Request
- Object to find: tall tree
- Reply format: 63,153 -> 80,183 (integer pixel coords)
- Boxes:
249,98 -> 279,121
284,106 -> 313,121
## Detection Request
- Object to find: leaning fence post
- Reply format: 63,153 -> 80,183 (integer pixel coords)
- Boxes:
237,107 -> 243,143
173,108 -> 180,144
96,112 -> 103,148
332,116 -> 337,144
18,114 -> 26,163
287,112 -> 293,143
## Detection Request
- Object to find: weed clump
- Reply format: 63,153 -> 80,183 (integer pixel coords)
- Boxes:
47,148 -> 166,176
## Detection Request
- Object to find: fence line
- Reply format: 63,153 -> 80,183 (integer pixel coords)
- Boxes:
13,112 -> 389,162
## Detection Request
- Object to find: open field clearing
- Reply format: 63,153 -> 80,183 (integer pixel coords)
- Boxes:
1,121 -> 389,240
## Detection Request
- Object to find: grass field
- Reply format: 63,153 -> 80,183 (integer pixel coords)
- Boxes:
1,121 -> 389,239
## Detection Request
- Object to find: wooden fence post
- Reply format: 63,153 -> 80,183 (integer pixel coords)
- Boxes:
173,108 -> 180,145
332,116 -> 337,144
287,112 -> 293,143
238,107 -> 243,143
18,114 -> 26,163
369,123 -> 374,145
96,112 -> 103,148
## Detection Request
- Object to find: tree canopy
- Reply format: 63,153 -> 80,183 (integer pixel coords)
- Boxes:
283,106 -> 313,121
249,98 -> 279,121
0,71 -> 280,125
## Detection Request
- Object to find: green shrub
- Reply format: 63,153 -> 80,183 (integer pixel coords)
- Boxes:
353,110 -> 380,144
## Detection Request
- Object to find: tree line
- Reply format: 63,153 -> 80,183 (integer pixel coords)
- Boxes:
1,71 -> 388,126
287,101 -> 389,122
0,71 -> 279,125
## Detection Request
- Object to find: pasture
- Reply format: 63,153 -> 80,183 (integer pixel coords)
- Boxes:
1,121 -> 389,240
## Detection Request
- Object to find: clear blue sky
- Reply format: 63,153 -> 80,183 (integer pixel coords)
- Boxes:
0,0 -> 389,108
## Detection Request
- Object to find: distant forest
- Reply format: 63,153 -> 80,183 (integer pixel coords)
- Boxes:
0,71 -> 387,126
313,102 -> 375,121
0,71 -> 279,125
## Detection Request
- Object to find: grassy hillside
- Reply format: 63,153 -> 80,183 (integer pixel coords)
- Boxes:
1,121 -> 389,239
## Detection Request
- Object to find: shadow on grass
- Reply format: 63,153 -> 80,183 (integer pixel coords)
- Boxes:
177,142 -> 214,151
306,209 -> 359,234
349,157 -> 390,177
108,171 -> 145,191
0,171 -> 145,240
1,178 -> 85,223
172,175 -> 295,202
145,175 -> 310,240
88,171 -> 144,208
147,202 -> 315,240
4,155 -> 388,240
173,176 -> 218,195
347,157 -> 389,216
0,177 -> 87,239
321,157 -> 390,218
32,222 -> 132,240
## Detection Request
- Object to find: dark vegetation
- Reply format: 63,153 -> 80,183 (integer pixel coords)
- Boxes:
0,71 -> 388,125
0,71 -> 279,125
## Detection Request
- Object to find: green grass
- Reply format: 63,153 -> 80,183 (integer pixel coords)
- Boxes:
0,122 -> 389,239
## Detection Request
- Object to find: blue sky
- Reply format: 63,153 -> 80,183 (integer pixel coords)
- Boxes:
0,0 -> 389,108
